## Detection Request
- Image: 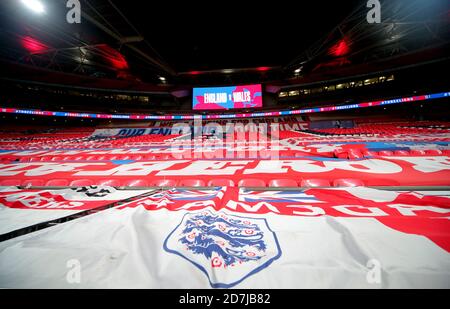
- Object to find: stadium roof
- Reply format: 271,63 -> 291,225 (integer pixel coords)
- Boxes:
0,0 -> 448,88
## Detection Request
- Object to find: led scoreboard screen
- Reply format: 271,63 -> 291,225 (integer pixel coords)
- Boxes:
192,84 -> 263,110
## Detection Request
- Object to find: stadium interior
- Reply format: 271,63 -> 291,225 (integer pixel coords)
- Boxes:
0,0 -> 449,290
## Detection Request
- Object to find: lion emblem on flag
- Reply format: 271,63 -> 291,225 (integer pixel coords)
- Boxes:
164,210 -> 281,288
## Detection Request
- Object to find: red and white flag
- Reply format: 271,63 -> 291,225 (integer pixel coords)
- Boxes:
0,187 -> 449,288
0,186 -> 151,235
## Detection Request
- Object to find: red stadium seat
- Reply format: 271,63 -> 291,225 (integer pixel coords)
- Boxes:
333,178 -> 365,187
0,156 -> 12,162
362,150 -> 378,157
45,179 -> 69,186
366,179 -> 400,186
300,179 -> 331,187
336,153 -> 349,159
268,179 -> 298,187
50,156 -> 63,161
347,150 -> 363,159
410,150 -> 426,156
394,150 -> 409,156
149,179 -> 178,187
207,179 -> 235,187
123,179 -> 148,187
238,179 -> 266,187
144,155 -> 156,160
22,179 -> 45,187
378,150 -> 394,156
0,179 -> 22,186
70,179 -> 94,187
179,179 -> 206,187
425,149 -> 443,155
97,179 -> 121,187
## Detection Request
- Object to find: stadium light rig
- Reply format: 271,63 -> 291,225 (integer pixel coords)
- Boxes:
256,67 -> 270,72
21,36 -> 49,54
21,0 -> 45,14
329,38 -> 350,57
294,66 -> 303,74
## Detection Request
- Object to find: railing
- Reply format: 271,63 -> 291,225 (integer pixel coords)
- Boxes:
1,91 -> 448,120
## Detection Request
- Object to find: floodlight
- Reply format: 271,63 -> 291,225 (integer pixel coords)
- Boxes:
21,0 -> 45,14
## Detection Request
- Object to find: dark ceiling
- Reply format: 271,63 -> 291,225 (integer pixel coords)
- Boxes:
110,0 -> 361,72
0,0 -> 448,88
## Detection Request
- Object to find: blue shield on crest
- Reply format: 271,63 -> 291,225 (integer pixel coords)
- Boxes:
163,210 -> 282,288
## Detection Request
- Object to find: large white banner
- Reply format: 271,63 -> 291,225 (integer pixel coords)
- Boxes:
0,187 -> 448,288
0,187 -> 151,235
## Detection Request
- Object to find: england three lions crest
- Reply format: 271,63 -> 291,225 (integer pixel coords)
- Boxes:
163,210 -> 281,288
